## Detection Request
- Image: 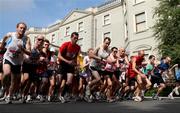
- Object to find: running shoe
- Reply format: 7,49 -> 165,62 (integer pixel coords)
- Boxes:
168,93 -> 174,100
5,96 -> 12,104
174,87 -> 179,95
58,96 -> 66,103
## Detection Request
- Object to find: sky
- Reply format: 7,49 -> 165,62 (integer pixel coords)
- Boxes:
0,0 -> 106,39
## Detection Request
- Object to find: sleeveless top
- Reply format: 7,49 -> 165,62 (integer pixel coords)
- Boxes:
128,56 -> 144,78
119,56 -> 127,72
90,46 -> 110,70
3,32 -> 26,65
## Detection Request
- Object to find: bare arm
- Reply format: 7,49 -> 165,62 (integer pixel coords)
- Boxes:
0,33 -> 11,48
58,51 -> 71,64
21,36 -> 31,55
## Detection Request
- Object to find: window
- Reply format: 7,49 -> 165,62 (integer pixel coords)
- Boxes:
78,22 -> 83,32
51,34 -> 55,43
77,38 -> 83,46
134,0 -> 145,4
103,14 -> 110,25
65,27 -> 70,36
104,32 -> 110,38
135,12 -> 146,32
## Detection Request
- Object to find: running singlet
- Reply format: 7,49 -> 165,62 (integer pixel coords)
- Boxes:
59,41 -> 80,61
90,46 -> 110,70
128,56 -> 144,78
3,32 -> 26,65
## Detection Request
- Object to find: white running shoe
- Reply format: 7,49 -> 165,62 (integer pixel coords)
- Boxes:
5,96 -> 12,104
26,95 -> 32,102
168,94 -> 174,100
174,87 -> 179,95
133,96 -> 142,102
58,96 -> 66,103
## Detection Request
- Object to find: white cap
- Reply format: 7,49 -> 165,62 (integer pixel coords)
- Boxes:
50,47 -> 55,52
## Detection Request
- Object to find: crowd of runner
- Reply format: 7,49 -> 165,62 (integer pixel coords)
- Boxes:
0,22 -> 179,104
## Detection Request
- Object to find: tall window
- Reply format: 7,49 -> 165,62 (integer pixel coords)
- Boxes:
78,22 -> 83,32
134,0 -> 145,4
103,14 -> 110,25
51,34 -> 55,43
135,12 -> 146,32
65,27 -> 70,36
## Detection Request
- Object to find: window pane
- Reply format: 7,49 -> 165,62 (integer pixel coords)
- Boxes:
78,22 -> 83,32
136,12 -> 145,23
66,27 -> 70,36
136,22 -> 146,32
104,14 -> 110,25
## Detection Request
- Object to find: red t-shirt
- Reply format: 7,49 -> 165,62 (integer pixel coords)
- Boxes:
128,56 -> 144,78
59,41 -> 80,61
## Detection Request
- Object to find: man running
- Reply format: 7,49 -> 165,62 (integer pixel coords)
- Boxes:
58,32 -> 80,103
0,22 -> 31,104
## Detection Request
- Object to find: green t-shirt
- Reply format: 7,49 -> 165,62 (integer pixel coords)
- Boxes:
142,63 -> 154,75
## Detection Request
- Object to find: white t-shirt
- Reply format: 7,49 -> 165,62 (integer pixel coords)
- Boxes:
3,32 -> 26,65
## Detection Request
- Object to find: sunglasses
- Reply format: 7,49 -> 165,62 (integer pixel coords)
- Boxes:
113,50 -> 118,53
37,38 -> 44,41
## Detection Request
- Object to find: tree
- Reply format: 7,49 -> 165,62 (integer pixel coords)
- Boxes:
153,0 -> 180,64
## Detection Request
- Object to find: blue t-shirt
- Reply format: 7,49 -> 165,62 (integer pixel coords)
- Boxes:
175,69 -> 180,80
154,60 -> 169,77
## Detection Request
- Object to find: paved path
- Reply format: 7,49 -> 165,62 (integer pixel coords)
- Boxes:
0,98 -> 179,113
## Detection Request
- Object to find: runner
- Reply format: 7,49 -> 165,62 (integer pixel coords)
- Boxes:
104,47 -> 119,102
151,56 -> 171,100
85,37 -> 111,102
0,42 -> 7,98
128,50 -> 146,102
21,35 -> 44,103
57,32 -> 80,103
47,47 -> 57,101
0,22 -> 31,104
168,64 -> 180,99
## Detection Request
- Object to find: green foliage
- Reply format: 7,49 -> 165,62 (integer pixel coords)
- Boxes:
153,0 -> 180,64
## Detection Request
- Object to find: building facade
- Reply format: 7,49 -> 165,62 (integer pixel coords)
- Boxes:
26,0 -> 159,58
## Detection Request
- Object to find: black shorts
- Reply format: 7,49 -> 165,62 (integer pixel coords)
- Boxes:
47,70 -> 55,76
128,77 -> 136,86
89,66 -> 98,71
22,61 -> 32,73
0,64 -> 3,73
104,71 -> 114,78
114,70 -> 121,79
58,61 -> 75,75
151,75 -> 165,86
4,59 -> 21,74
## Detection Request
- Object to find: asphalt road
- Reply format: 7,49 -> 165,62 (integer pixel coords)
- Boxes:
0,98 -> 179,113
